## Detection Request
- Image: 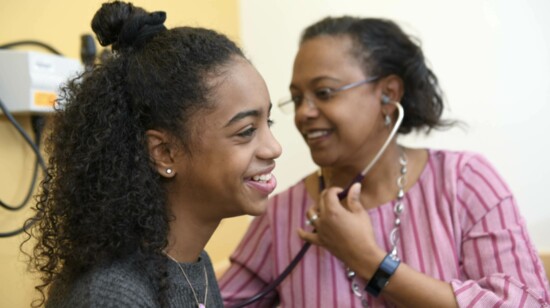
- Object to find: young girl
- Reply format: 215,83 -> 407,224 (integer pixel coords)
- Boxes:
26,1 -> 281,307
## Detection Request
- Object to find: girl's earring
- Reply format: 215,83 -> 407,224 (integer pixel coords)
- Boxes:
166,168 -> 173,175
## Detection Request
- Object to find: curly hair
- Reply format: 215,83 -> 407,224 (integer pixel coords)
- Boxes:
25,1 -> 244,307
300,16 -> 452,134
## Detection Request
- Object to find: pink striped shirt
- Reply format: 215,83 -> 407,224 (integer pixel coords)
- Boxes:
220,149 -> 550,307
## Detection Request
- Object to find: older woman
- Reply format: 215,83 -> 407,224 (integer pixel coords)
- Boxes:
220,16 -> 550,307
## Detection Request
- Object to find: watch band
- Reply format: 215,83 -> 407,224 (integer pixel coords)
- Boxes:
365,253 -> 401,297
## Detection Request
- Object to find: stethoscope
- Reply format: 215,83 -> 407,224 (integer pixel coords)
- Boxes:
228,100 -> 405,308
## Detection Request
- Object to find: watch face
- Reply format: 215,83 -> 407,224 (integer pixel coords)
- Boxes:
365,254 -> 401,297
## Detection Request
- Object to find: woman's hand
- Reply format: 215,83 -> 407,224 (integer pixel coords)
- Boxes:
298,183 -> 385,273
299,182 -> 458,307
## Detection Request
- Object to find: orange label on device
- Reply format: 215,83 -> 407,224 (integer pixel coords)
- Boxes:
34,91 -> 57,107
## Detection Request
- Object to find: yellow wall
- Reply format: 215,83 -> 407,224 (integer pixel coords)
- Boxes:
0,1 -> 249,307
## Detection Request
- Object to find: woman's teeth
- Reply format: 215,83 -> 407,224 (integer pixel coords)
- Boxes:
307,130 -> 329,139
252,173 -> 272,182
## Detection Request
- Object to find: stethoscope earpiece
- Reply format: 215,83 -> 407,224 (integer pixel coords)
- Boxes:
381,94 -> 391,105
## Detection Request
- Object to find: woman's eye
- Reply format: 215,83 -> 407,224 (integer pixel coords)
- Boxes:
291,95 -> 303,106
267,118 -> 274,127
237,127 -> 257,138
315,88 -> 333,101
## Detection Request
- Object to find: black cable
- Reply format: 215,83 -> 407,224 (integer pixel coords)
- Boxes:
0,40 -> 62,55
0,99 -> 47,169
0,40 -> 61,237
0,98 -> 47,238
0,219 -> 37,238
0,115 -> 44,210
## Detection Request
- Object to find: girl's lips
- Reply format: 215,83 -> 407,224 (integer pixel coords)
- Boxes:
246,173 -> 277,196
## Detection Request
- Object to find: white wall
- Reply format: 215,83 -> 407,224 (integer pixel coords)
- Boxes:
240,0 -> 550,250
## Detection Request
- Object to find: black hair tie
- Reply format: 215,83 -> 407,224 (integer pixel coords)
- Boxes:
115,11 -> 167,51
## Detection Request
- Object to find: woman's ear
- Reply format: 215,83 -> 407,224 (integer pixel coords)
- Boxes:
380,74 -> 404,104
382,75 -> 405,102
379,74 -> 405,114
377,75 -> 405,127
145,129 -> 176,178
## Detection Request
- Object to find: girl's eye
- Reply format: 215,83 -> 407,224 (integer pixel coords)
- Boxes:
267,118 -> 274,127
237,126 -> 257,138
315,88 -> 334,101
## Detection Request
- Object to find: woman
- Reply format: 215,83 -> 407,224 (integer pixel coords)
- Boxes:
25,1 -> 281,307
220,16 -> 550,307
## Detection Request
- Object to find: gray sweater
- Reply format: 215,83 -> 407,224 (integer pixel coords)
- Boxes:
46,251 -> 223,307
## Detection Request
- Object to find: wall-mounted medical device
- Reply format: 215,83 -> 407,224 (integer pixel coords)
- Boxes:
0,50 -> 82,114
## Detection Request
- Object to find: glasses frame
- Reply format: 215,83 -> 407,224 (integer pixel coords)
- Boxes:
277,76 -> 380,114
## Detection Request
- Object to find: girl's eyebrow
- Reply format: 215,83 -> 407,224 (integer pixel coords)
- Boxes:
225,103 -> 272,127
225,109 -> 260,127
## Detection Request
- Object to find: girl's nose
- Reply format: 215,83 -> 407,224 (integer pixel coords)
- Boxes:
259,128 -> 282,160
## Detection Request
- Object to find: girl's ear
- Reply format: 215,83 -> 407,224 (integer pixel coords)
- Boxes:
146,129 -> 177,178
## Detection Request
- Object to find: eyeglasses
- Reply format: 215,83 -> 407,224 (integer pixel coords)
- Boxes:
277,76 -> 379,114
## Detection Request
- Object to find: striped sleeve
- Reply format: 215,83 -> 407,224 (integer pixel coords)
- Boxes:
219,203 -> 278,307
451,154 -> 550,307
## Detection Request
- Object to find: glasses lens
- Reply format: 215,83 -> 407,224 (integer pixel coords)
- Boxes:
277,98 -> 295,114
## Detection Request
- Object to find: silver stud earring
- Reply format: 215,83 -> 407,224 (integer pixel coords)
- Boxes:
166,168 -> 173,174
381,94 -> 391,105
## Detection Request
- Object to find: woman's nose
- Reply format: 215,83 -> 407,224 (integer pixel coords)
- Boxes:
295,95 -> 320,120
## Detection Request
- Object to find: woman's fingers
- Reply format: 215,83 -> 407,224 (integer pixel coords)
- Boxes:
298,228 -> 320,245
346,183 -> 363,213
319,186 -> 344,214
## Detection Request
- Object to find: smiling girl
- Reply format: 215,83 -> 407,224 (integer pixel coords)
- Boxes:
25,1 -> 281,307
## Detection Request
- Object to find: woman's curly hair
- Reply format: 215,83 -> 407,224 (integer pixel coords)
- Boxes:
301,16 -> 454,134
24,1 -> 244,307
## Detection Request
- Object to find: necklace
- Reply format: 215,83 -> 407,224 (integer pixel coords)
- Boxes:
165,253 -> 209,308
319,150 -> 407,307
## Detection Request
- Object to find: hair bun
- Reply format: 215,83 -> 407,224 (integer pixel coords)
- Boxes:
91,1 -> 166,52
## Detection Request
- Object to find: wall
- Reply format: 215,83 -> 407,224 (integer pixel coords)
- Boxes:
240,0 -> 550,251
0,1 -> 244,307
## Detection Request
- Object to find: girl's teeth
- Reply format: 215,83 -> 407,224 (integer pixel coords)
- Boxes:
252,173 -> 272,182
